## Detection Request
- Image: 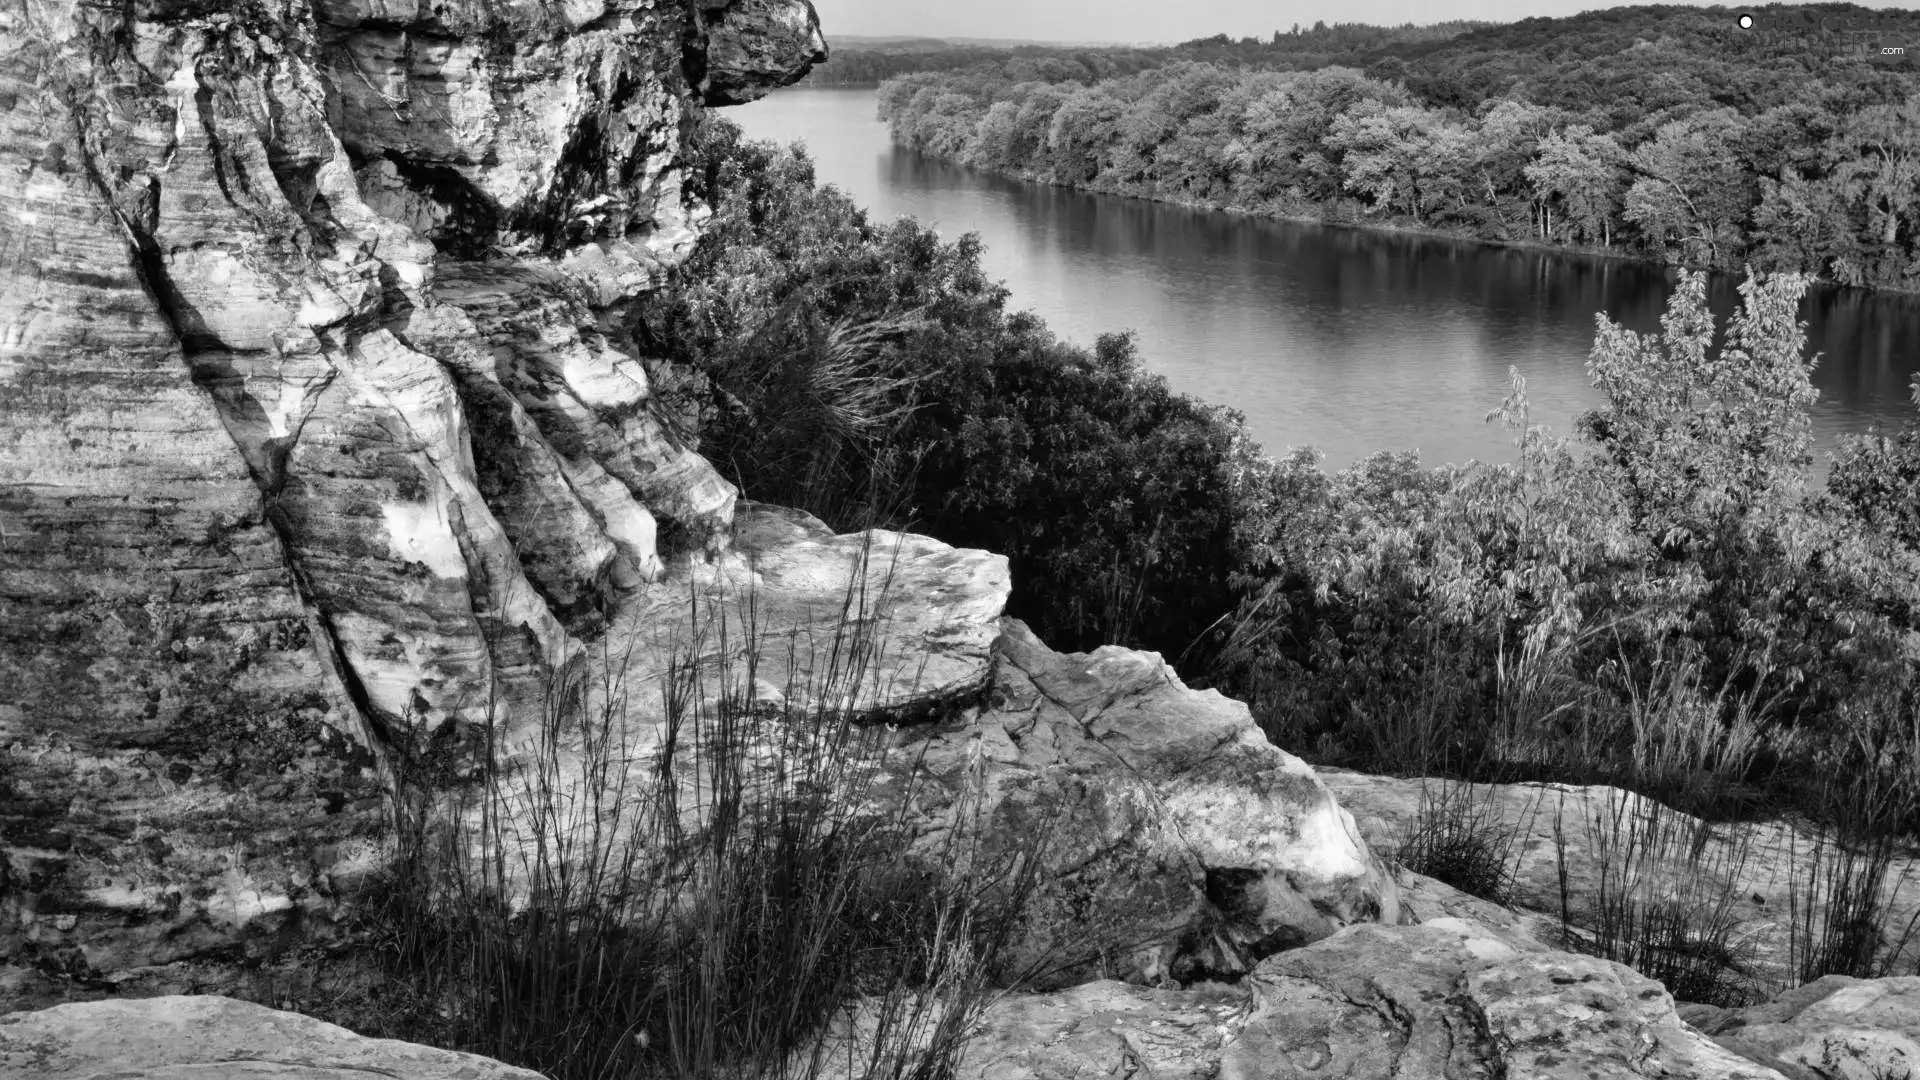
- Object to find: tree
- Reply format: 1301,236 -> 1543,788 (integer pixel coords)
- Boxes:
1621,110 -> 1754,266
1232,68 -> 1410,204
1046,85 -> 1124,185
1751,169 -> 1862,283
1831,100 -> 1920,247
1326,99 -> 1454,223
1579,269 -> 1818,553
1525,124 -> 1628,245
1465,99 -> 1564,236
968,100 -> 1023,170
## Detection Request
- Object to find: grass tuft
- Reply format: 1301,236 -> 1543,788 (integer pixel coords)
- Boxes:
1390,778 -> 1522,907
350,545 -> 1044,1080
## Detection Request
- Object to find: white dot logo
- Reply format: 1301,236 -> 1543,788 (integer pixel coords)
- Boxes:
1738,13 -> 1755,29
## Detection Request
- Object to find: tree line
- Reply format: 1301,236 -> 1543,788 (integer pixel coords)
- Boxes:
801,21 -> 1489,88
874,4 -> 1920,291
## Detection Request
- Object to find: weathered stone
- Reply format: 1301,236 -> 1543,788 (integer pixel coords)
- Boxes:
1687,976 -> 1920,1080
0,995 -> 542,1079
871,619 -> 1399,988
814,920 -> 1788,1080
0,0 -> 824,990
600,505 -> 1013,727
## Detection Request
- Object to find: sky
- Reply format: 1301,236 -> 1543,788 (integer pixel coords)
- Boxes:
809,0 -> 1920,45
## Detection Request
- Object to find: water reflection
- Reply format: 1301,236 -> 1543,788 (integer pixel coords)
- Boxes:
737,89 -> 1920,471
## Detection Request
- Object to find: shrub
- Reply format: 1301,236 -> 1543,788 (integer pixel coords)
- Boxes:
1828,373 -> 1920,558
639,118 -> 1269,660
1390,778 -> 1523,906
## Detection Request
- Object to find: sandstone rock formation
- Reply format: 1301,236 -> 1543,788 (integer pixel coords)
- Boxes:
0,0 -> 825,988
884,619 -> 1399,987
0,6 -> 1902,1075
0,994 -> 545,1079
10,929 -> 1916,1080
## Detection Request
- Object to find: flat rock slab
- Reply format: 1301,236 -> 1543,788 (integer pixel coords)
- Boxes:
0,995 -> 542,1080
598,504 -> 1011,731
1319,770 -> 1920,992
817,919 -> 1788,1080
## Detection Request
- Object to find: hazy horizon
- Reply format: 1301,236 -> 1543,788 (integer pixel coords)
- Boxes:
810,0 -> 1920,46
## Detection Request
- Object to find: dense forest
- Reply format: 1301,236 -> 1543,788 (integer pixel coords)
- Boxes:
872,4 -> 1920,291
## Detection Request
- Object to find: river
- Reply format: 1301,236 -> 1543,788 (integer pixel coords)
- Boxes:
728,87 -> 1920,473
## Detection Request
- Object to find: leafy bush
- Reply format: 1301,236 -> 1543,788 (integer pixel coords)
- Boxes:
638,118 -> 1269,657
1829,374 -> 1920,557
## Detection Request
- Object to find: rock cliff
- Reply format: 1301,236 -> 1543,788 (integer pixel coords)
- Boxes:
0,0 -> 824,986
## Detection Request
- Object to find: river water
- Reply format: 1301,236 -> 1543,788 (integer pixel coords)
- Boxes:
729,88 -> 1920,472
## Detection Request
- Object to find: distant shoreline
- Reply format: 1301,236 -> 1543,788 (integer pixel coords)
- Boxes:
880,138 -> 1920,301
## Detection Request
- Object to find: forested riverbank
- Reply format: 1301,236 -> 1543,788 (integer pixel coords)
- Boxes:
874,5 -> 1920,293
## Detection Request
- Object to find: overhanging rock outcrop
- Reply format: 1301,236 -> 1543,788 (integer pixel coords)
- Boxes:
1,0 -> 824,988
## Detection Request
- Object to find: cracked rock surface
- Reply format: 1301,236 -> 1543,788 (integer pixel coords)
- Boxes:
0,0 -> 822,988
877,618 -> 1401,989
0,995 -> 545,1079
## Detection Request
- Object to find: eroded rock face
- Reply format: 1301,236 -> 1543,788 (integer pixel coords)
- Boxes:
0,0 -> 821,988
877,619 -> 1400,988
0,995 -> 544,1079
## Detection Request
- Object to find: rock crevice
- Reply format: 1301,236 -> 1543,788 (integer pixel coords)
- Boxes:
1,0 -> 826,986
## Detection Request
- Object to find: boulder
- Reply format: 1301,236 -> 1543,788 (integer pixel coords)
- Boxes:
696,0 -> 832,105
0,995 -> 542,1079
1686,976 -> 1920,1080
876,619 -> 1400,987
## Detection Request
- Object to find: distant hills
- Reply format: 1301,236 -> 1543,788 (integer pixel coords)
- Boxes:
828,34 -> 1143,51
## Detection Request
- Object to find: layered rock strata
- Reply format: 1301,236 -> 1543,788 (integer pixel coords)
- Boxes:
0,0 -> 823,986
